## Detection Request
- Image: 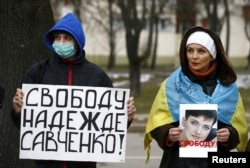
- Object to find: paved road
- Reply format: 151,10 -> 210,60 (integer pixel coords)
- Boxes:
97,133 -> 162,168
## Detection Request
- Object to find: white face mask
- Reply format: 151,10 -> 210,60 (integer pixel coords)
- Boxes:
52,42 -> 76,58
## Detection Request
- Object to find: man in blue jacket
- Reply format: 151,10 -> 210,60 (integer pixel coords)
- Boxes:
11,13 -> 136,168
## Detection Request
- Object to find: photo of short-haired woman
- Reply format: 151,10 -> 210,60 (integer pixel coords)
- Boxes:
179,109 -> 217,147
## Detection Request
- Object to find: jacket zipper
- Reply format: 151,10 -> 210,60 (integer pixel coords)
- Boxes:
68,63 -> 73,85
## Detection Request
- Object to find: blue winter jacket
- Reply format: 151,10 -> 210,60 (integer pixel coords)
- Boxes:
12,13 -> 113,168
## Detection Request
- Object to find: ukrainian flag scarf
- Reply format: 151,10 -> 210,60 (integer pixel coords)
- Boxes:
144,67 -> 248,161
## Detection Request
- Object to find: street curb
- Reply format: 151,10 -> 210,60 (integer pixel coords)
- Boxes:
128,123 -> 146,133
128,114 -> 148,133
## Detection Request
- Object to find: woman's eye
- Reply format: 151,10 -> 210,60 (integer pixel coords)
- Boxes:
191,120 -> 198,126
203,126 -> 210,131
198,49 -> 206,54
187,48 -> 193,53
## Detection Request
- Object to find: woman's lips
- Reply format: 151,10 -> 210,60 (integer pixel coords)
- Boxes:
192,62 -> 199,66
192,135 -> 201,140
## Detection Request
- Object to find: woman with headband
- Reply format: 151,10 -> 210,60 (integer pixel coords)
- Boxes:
144,26 -> 248,168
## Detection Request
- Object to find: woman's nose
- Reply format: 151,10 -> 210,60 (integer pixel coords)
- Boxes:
192,52 -> 198,59
196,126 -> 202,134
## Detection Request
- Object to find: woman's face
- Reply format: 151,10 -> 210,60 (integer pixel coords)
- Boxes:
182,115 -> 214,141
186,43 -> 213,72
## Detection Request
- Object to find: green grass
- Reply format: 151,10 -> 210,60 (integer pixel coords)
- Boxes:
134,85 -> 159,114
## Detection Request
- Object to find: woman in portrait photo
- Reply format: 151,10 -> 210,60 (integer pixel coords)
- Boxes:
180,109 -> 217,147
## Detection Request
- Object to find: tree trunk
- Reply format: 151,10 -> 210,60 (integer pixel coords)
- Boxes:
0,1 -> 54,167
107,0 -> 116,69
142,0 -> 155,68
151,16 -> 159,70
72,0 -> 82,22
117,0 -> 147,96
224,0 -> 230,55
126,32 -> 141,96
129,60 -> 141,96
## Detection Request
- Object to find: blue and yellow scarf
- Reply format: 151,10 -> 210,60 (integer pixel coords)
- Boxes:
144,67 -> 248,161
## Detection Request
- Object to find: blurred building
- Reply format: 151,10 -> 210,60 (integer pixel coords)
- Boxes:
50,0 -> 250,68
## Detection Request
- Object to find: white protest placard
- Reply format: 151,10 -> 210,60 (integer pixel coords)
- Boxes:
20,84 -> 130,162
179,104 -> 218,158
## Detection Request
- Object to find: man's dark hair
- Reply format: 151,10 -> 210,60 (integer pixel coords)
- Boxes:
185,109 -> 217,126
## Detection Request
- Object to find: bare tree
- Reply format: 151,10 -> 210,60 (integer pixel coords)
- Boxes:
141,0 -> 155,68
117,0 -> 150,96
0,0 -> 54,167
176,0 -> 197,35
107,0 -> 116,69
78,1 -> 118,69
71,0 -> 82,21
243,3 -> 250,69
150,0 -> 170,70
204,0 -> 220,33
223,0 -> 230,55
203,0 -> 230,55
150,17 -> 159,70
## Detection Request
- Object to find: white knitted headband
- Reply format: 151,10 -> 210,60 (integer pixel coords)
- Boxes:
186,31 -> 217,59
